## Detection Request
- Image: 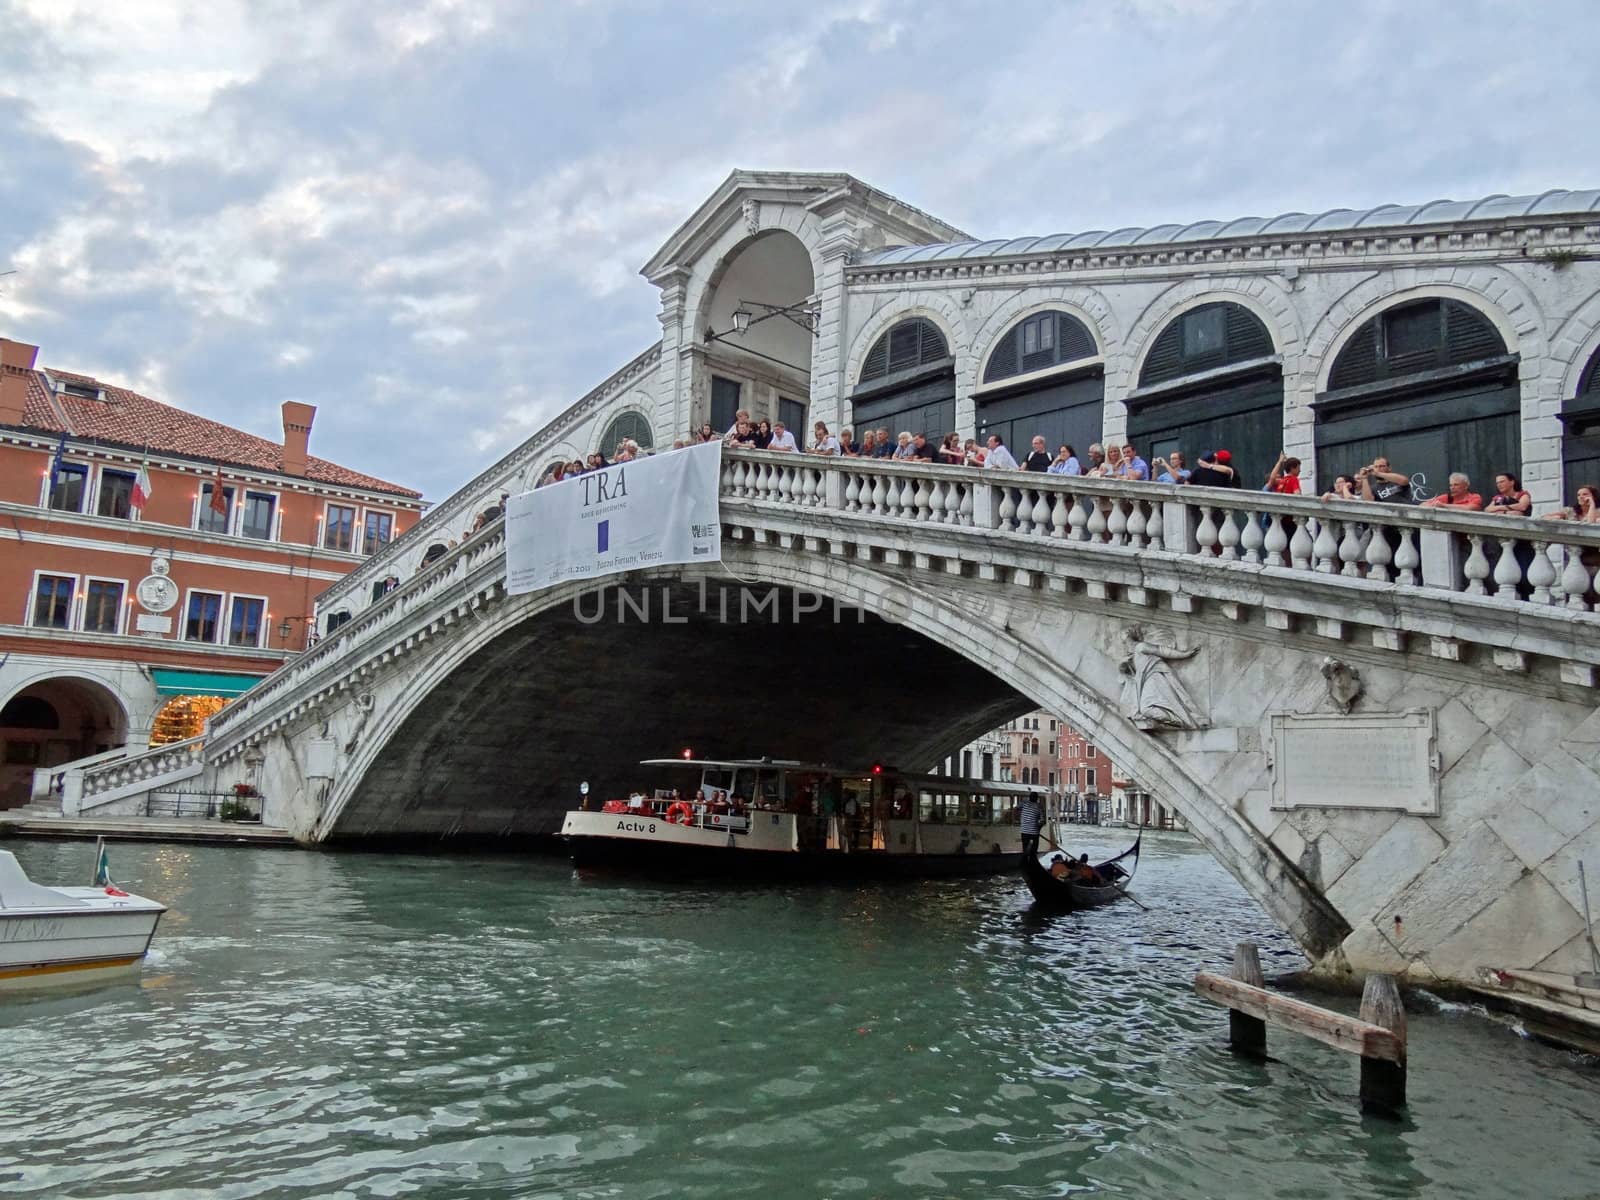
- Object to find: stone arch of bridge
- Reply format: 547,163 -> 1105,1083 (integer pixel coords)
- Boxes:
313,546 -> 1348,963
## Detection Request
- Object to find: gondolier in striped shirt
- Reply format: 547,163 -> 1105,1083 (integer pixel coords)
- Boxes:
1019,791 -> 1044,860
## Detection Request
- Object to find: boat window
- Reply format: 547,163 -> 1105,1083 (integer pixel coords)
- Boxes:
890,782 -> 915,819
918,789 -> 945,823
749,770 -> 781,809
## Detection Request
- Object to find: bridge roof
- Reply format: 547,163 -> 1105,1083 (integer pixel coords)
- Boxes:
853,188 -> 1600,266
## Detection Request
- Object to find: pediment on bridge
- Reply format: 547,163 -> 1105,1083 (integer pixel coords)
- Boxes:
639,169 -> 972,284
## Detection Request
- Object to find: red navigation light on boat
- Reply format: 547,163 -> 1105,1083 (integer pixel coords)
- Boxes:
871,763 -> 883,775
681,747 -> 693,760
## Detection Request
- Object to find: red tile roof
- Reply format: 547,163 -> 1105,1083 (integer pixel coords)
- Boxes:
4,366 -> 422,500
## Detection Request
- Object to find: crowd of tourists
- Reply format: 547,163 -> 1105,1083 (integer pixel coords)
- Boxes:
531,409 -> 1600,525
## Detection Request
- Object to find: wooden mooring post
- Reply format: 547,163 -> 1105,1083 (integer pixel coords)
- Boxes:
1195,941 -> 1408,1115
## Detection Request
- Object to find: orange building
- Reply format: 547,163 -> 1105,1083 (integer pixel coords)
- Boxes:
0,337 -> 425,807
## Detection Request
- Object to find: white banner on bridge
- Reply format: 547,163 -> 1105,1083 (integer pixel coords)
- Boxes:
504,441 -> 723,595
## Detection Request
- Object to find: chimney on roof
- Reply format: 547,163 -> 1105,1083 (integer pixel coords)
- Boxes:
0,338 -> 39,426
281,400 -> 316,476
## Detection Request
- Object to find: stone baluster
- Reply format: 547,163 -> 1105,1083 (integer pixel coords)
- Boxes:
944,480 -> 963,524
1217,508 -> 1241,560
1289,519 -> 1314,571
1145,500 -> 1164,551
844,471 -> 861,511
1030,489 -> 1052,537
1015,486 -> 1035,535
915,476 -> 935,522
1311,518 -> 1340,573
1364,526 -> 1393,582
1463,535 -> 1491,595
776,467 -> 793,505
1068,496 -> 1089,541
1050,491 -> 1070,538
1195,506 -> 1218,558
870,473 -> 887,515
1561,545 -> 1592,610
957,484 -> 974,526
800,469 -> 817,507
1102,497 -> 1125,546
998,487 -> 1018,532
730,460 -> 747,496
1338,520 -> 1364,577
1527,541 -> 1558,604
1491,537 -> 1524,598
1126,500 -> 1148,548
1393,526 -> 1420,585
1239,510 -> 1264,564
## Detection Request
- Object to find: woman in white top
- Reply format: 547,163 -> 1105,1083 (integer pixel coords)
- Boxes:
892,431 -> 916,460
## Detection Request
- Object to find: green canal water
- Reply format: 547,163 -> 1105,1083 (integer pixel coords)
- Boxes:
2,835 -> 1596,1199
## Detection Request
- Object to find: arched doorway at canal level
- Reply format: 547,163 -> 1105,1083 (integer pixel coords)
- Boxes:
0,676 -> 128,809
849,317 -> 956,446
699,230 -> 816,436
975,309 -> 1105,458
1127,302 -> 1282,488
1561,346 -> 1600,501
1315,296 -> 1519,497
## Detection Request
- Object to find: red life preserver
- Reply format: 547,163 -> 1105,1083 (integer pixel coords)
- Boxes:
664,801 -> 694,825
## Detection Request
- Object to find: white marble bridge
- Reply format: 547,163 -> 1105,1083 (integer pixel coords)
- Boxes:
58,447 -> 1600,987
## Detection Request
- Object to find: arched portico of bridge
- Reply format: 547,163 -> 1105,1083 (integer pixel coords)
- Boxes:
300,544 -> 1349,965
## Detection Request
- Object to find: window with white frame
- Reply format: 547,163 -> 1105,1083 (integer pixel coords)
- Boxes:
32,574 -> 75,628
82,578 -> 125,634
1085,743 -> 1096,758
1085,768 -> 1097,791
227,595 -> 265,647
198,484 -> 235,534
48,463 -> 88,513
184,590 -> 224,642
97,469 -> 137,519
363,510 -> 393,556
1068,769 -> 1078,789
325,503 -> 357,551
241,491 -> 276,541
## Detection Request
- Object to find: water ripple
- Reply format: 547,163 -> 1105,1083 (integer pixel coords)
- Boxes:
1,836 -> 1596,1198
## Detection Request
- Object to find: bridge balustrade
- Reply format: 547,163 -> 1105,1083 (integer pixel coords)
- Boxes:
721,451 -> 1600,611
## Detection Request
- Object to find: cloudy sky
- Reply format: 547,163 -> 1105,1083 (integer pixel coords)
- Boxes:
2,0 -> 1595,499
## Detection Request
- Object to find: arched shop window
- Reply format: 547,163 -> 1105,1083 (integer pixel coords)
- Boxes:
1315,298 -> 1518,497
850,318 -> 956,446
1561,347 -> 1600,501
1126,302 -> 1281,487
599,411 -> 654,455
977,310 -> 1103,459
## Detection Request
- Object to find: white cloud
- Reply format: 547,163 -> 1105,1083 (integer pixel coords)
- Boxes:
2,0 -> 1596,501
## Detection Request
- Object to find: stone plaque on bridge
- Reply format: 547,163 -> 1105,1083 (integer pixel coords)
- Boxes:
1270,710 -> 1438,815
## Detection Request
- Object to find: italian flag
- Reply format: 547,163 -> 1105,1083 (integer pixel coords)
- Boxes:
132,456 -> 152,509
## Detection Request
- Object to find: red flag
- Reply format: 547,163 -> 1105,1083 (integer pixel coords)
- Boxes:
209,462 -> 227,515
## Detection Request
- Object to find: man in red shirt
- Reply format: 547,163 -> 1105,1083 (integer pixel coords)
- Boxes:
1265,452 -> 1302,495
1421,472 -> 1484,511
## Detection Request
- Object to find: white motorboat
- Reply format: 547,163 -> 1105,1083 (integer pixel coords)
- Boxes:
0,847 -> 166,990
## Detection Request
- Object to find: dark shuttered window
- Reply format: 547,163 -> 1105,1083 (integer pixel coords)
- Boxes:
859,318 -> 949,385
982,311 -> 1098,384
1328,299 -> 1508,391
1138,302 -> 1274,388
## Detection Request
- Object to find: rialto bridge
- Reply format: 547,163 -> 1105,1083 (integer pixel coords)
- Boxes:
40,171 -> 1600,987
57,446 -> 1600,988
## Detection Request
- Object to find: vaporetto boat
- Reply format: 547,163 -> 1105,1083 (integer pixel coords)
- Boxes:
560,756 -> 1040,877
0,850 -> 166,990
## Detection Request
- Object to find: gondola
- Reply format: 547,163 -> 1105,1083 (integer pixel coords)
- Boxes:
1021,832 -> 1141,911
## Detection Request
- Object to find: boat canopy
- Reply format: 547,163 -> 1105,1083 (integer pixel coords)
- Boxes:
636,757 -> 1039,795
